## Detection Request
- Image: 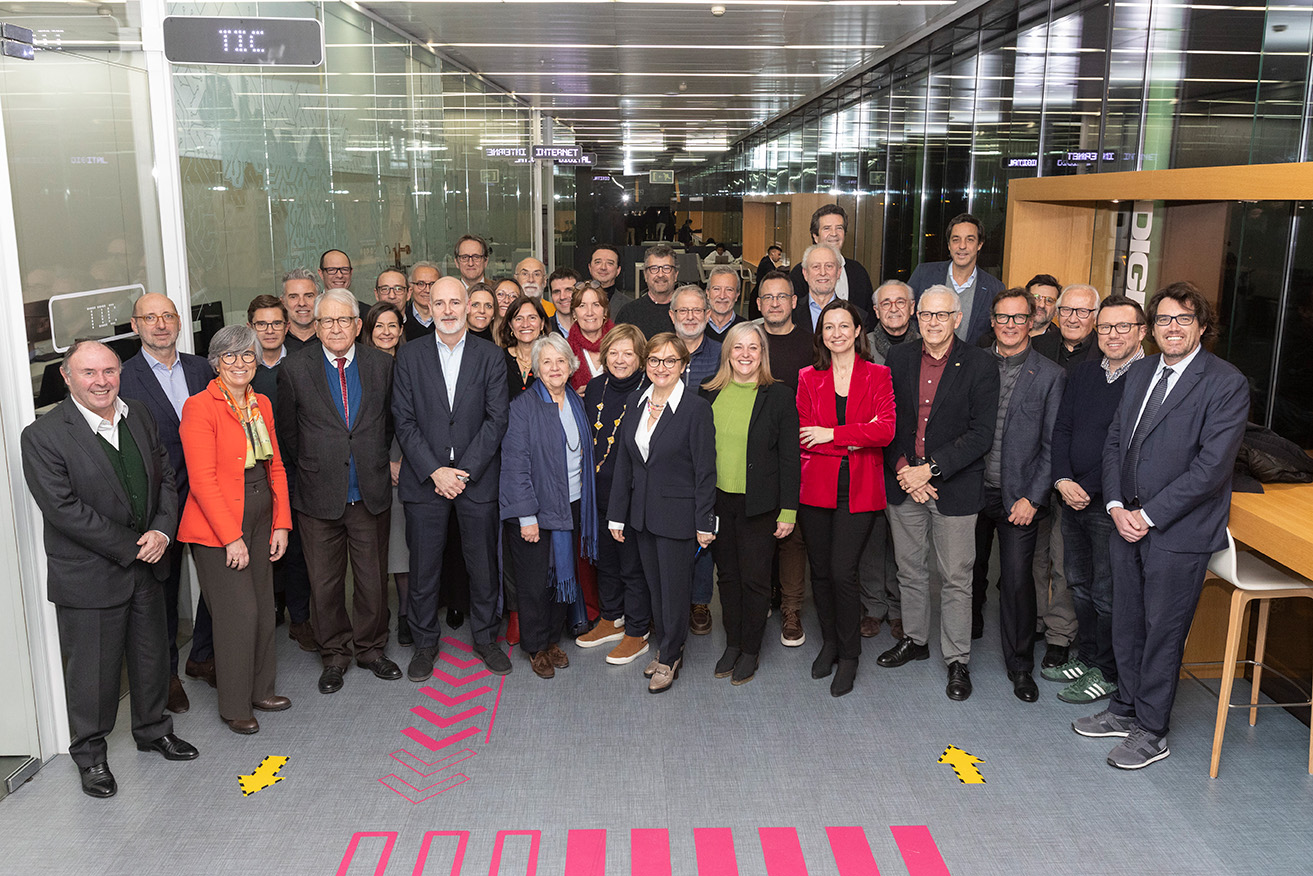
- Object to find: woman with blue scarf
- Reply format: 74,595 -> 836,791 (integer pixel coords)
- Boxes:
499,333 -> 599,678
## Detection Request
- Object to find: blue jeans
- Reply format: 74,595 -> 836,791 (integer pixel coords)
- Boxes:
1062,502 -> 1116,679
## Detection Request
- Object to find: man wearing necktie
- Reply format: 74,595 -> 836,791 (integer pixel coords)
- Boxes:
277,289 -> 402,695
1073,282 -> 1249,770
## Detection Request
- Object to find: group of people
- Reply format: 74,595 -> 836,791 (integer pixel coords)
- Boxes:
23,207 -> 1250,801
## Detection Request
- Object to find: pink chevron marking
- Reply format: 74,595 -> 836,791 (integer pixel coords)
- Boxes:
442,636 -> 474,653
564,829 -> 606,876
432,667 -> 492,687
489,830 -> 541,876
378,771 -> 469,804
411,704 -> 487,729
388,747 -> 476,777
335,831 -> 397,876
694,828 -> 739,876
421,685 -> 493,706
826,827 -> 881,876
438,650 -> 484,670
631,829 -> 672,876
759,827 -> 809,875
889,826 -> 950,876
485,664 -> 510,743
413,831 -> 470,876
402,724 -> 481,752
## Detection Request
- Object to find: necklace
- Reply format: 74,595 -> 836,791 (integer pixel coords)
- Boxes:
593,376 -> 628,472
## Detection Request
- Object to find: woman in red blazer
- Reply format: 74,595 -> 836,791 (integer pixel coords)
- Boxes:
796,299 -> 896,697
179,325 -> 292,734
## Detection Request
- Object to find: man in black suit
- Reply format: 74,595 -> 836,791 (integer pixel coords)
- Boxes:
403,261 -> 441,342
908,213 -> 1005,346
793,244 -> 870,334
393,276 -> 512,679
878,286 -> 999,702
1075,282 -> 1248,770
789,204 -> 874,318
277,289 -> 402,695
21,340 -> 198,799
118,292 -> 215,713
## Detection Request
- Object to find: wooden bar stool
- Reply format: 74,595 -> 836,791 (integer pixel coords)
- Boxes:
1199,529 -> 1313,777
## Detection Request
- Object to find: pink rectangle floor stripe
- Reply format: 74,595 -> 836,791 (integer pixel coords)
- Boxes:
432,667 -> 492,687
335,831 -> 397,876
402,724 -> 480,752
564,829 -> 607,876
889,826 -> 951,876
694,828 -> 739,876
421,685 -> 493,707
490,830 -> 542,876
439,650 -> 484,669
410,704 -> 487,729
759,827 -> 809,875
413,831 -> 470,876
631,829 -> 672,876
442,636 -> 474,653
826,827 -> 881,876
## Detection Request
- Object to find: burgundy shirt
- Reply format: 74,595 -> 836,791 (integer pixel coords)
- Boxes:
914,339 -> 954,460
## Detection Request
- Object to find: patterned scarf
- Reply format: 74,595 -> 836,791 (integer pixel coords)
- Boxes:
217,379 -> 275,468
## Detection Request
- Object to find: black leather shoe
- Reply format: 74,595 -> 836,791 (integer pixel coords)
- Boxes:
360,656 -> 403,680
946,661 -> 973,701
446,607 -> 465,629
408,647 -> 437,682
318,665 -> 345,694
80,763 -> 116,798
1009,670 -> 1039,702
473,641 -> 512,675
1042,642 -> 1070,669
876,637 -> 930,668
714,647 -> 741,679
831,658 -> 858,698
397,616 -> 413,646
810,644 -> 838,679
136,733 -> 199,761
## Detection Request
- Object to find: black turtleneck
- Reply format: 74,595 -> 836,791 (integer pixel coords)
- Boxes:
585,368 -> 644,507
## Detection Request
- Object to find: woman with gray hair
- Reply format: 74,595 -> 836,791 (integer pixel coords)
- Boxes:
178,325 -> 293,734
498,333 -> 599,679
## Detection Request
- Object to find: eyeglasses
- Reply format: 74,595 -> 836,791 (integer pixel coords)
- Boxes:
672,307 -> 706,318
1096,321 -> 1143,335
410,279 -> 435,291
134,313 -> 180,325
647,356 -> 682,369
322,266 -> 352,275
917,310 -> 959,323
1032,295 -> 1058,306
316,316 -> 358,329
455,253 -> 487,263
376,285 -> 407,294
251,320 -> 286,331
1154,313 -> 1197,326
574,281 -> 604,292
1058,305 -> 1096,319
645,264 -> 677,274
878,299 -> 911,310
758,293 -> 793,303
991,312 -> 1032,325
219,351 -> 258,364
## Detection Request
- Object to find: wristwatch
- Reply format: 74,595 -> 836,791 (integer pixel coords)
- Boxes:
928,459 -> 941,477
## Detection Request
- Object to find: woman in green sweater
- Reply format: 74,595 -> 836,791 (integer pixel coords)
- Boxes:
700,322 -> 801,684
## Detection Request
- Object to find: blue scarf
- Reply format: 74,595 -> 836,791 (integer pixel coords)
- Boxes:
532,380 -> 598,604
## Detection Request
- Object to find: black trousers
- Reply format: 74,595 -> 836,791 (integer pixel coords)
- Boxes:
798,467 -> 874,660
56,568 -> 172,768
972,486 -> 1043,673
505,503 -> 581,654
712,490 -> 778,655
635,530 -> 696,665
273,521 -> 312,625
405,496 -> 500,649
596,502 -> 650,635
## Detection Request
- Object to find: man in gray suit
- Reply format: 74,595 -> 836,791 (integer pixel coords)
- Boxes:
968,287 -> 1066,702
21,340 -> 198,799
277,289 -> 402,695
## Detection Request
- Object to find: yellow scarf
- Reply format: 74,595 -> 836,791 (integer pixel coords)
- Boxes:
218,380 -> 275,468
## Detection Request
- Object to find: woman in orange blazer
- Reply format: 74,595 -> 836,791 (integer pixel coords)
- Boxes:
796,299 -> 896,697
179,325 -> 292,734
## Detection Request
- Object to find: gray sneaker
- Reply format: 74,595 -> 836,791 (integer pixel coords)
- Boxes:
1072,708 -> 1136,738
1058,668 -> 1118,705
1107,727 -> 1170,770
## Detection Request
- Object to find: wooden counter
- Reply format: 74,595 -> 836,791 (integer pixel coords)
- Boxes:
1229,483 -> 1313,579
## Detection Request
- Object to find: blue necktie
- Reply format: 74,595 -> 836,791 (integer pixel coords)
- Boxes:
1122,366 -> 1173,505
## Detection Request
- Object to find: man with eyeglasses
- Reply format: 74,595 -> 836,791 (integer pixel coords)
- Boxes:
908,213 -> 1004,345
1035,284 -> 1100,370
787,204 -> 874,318
319,249 -> 354,292
867,280 -> 920,367
976,274 -> 1062,349
120,292 -> 216,714
878,285 -> 998,703
454,235 -> 490,289
374,268 -> 409,310
1047,295 -> 1147,707
277,289 -> 402,696
617,243 -> 682,339
704,266 -> 745,344
795,244 -> 869,333
281,268 -> 322,352
515,257 -> 548,302
1074,282 -> 1248,770
966,288 -> 1066,703
403,261 -> 441,342
588,243 -> 633,311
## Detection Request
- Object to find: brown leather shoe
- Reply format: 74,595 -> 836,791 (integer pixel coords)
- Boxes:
529,650 -> 555,679
890,618 -> 905,641
252,695 -> 292,712
546,644 -> 569,669
185,658 -> 216,688
781,610 -> 805,647
288,621 -> 317,652
860,615 -> 880,638
225,717 -> 259,734
689,604 -> 712,635
167,675 -> 190,713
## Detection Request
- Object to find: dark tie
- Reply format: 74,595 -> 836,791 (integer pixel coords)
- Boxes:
1122,366 -> 1173,505
335,357 -> 350,427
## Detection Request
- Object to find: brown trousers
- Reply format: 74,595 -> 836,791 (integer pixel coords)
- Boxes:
299,503 -> 391,669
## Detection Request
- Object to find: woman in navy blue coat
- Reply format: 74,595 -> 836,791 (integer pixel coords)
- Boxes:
500,333 -> 599,679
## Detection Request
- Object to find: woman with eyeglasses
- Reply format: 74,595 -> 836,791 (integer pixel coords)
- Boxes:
465,282 -> 498,343
796,299 -> 896,697
501,294 -> 549,401
493,278 -> 522,320
178,325 -> 292,733
567,280 -> 614,394
607,332 -> 716,693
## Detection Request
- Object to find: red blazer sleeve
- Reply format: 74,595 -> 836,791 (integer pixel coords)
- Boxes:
796,366 -> 847,458
833,360 -> 896,449
178,389 -> 245,547
255,392 -> 293,532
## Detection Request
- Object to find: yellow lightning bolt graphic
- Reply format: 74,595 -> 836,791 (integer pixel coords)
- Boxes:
938,745 -> 985,784
239,755 -> 289,796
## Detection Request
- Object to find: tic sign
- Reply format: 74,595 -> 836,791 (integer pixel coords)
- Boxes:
163,17 -> 324,67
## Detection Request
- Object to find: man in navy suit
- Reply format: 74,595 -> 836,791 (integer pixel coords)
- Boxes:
118,292 -> 215,713
788,203 -> 874,319
393,276 -> 511,680
908,213 -> 1004,346
1074,282 -> 1248,770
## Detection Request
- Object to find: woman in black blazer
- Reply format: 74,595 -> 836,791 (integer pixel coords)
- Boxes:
700,322 -> 800,685
608,332 -> 717,694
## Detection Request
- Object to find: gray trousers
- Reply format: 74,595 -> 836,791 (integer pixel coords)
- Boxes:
1033,498 -> 1078,645
887,498 -> 976,666
858,514 -> 900,620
